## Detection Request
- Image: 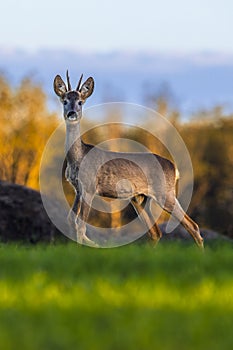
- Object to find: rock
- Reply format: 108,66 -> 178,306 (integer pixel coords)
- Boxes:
0,180 -> 65,243
159,222 -> 230,242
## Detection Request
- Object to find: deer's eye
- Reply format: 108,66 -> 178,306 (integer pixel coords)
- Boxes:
63,100 -> 68,106
78,101 -> 82,106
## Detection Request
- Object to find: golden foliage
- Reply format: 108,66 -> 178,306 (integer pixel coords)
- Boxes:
0,77 -> 58,189
179,116 -> 233,235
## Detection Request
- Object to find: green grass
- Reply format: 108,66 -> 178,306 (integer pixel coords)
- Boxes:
0,242 -> 232,350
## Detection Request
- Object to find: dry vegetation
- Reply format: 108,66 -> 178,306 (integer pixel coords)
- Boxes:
0,76 -> 58,188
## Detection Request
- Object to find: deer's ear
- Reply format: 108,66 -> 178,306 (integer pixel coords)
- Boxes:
79,77 -> 94,100
54,75 -> 67,97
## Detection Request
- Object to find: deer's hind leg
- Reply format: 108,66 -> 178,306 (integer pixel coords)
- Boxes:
131,195 -> 162,246
159,192 -> 204,249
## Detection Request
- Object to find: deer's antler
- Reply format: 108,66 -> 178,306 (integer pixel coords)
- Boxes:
66,70 -> 72,91
76,74 -> 83,91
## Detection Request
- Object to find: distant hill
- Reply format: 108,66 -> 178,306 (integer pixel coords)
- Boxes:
1,48 -> 233,117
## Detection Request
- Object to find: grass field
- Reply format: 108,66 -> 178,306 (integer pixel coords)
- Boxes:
0,241 -> 232,350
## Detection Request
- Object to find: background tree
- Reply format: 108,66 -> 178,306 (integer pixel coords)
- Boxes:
0,76 -> 58,189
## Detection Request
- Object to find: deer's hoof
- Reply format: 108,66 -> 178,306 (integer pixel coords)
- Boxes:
78,234 -> 99,248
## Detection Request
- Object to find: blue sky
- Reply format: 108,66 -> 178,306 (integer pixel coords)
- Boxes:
1,0 -> 232,52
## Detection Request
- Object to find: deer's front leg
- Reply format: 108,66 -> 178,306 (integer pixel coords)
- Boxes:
67,192 -> 81,239
75,192 -> 98,247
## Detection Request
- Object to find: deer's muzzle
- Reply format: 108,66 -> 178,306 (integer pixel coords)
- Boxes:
67,111 -> 78,121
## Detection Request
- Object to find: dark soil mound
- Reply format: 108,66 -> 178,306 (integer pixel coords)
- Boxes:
0,181 -> 65,243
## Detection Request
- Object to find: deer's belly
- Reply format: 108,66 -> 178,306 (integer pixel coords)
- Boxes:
96,171 -> 148,199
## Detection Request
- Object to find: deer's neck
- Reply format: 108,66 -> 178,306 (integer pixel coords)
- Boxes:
65,122 -> 84,164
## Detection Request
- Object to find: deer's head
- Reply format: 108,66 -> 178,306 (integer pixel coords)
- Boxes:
54,71 -> 94,122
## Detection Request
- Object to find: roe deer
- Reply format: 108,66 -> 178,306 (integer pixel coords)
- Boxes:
54,71 -> 204,249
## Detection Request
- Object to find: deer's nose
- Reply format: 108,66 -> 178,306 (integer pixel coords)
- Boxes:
67,111 -> 77,119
